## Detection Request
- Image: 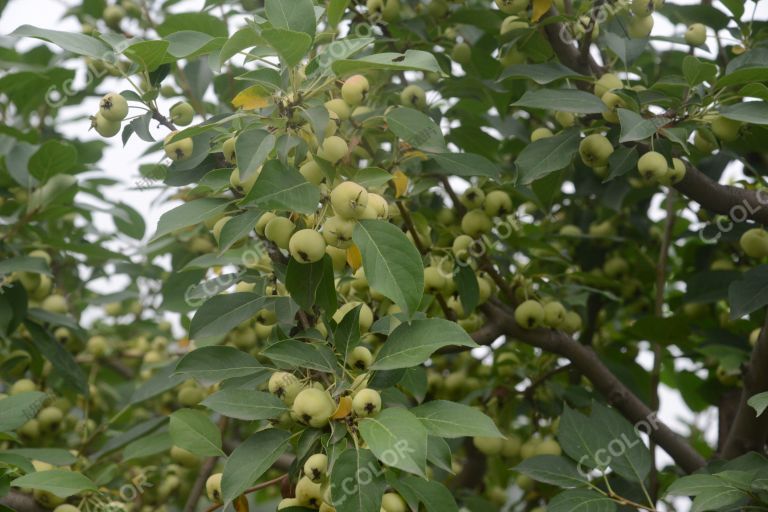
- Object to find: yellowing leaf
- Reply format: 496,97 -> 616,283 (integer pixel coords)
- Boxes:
347,244 -> 362,270
532,0 -> 552,22
232,85 -> 271,111
332,396 -> 352,419
234,494 -> 249,512
392,169 -> 409,198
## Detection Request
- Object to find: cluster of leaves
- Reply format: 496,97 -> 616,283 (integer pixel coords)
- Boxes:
2,0 -> 768,511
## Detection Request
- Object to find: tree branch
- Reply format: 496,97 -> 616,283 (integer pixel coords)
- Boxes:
722,311 -> 768,458
473,301 -> 706,473
0,490 -> 48,512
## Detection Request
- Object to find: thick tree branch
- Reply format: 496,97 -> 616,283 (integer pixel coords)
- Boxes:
0,490 -> 47,512
472,302 -> 707,473
541,9 -> 603,78
722,311 -> 768,458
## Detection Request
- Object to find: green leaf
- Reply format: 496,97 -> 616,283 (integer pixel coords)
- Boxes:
589,403 -> 651,482
219,27 -> 260,66
691,487 -> 747,512
11,470 -> 97,498
124,40 -> 170,72
169,408 -> 224,456
221,429 -> 291,503
718,49 -> 768,87
153,198 -> 230,240
175,346 -> 267,382
548,489 -> 617,512
682,55 -> 718,86
202,389 -> 286,420
25,322 -> 88,396
240,159 -> 320,214
236,129 -> 277,183
10,25 -> 112,57
454,265 -> 479,314
157,13 -> 228,38
410,400 -> 501,438
499,63 -> 589,84
728,265 -> 768,319
515,128 -> 580,185
0,392 -> 47,432
390,476 -> 459,512
353,219 -> 424,316
265,0 -> 317,38
720,102 -> 768,126
123,431 -> 172,461
285,256 -> 328,312
3,448 -> 76,466
359,408 -> 428,477
327,0 -> 350,26
603,145 -> 638,182
427,152 -> 501,179
262,29 -> 313,67
617,109 -> 666,143
385,108 -> 446,153
329,448 -> 386,512
372,319 -> 478,370
219,209 -> 262,252
262,339 -> 337,373
91,417 -> 167,460
513,89 -> 607,114
0,256 -> 51,277
556,406 -> 610,473
189,293 -> 265,339
28,140 -> 77,181
165,31 -> 222,59
333,304 -> 361,365
332,50 -> 442,75
113,202 -> 146,240
748,391 -> 768,418
130,363 -> 187,405
667,474 -> 726,496
516,455 -> 589,488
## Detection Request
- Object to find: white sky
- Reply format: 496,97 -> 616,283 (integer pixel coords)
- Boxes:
2,1 -> 765,509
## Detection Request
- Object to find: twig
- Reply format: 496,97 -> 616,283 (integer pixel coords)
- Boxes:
204,475 -> 288,512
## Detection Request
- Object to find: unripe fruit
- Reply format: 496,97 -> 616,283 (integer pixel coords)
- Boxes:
292,388 -> 336,428
54,506 -> 80,512
10,378 -> 36,395
264,216 -> 295,250
424,266 -> 447,294
495,0 -> 529,14
460,187 -> 485,209
206,473 -> 223,502
211,216 -> 231,243
501,435 -> 522,458
740,228 -> 768,258
628,14 -> 654,38
164,131 -> 194,161
381,492 -> 407,512
325,98 -> 350,120
461,209 -> 492,237
535,437 -> 562,456
330,181 -> 368,220
563,311 -> 583,333
685,23 -> 707,46
99,92 -> 128,121
543,301 -> 566,328
473,436 -> 503,455
170,101 -> 195,126
501,16 -> 528,34
42,294 -> 68,314
269,371 -> 303,404
484,190 -> 513,216
303,453 -> 328,482
37,406 -> 63,432
333,301 -> 374,332
33,489 -> 64,508
452,234 -> 476,262
323,216 -> 356,248
341,75 -> 369,106
366,193 -> 389,219
103,5 -> 126,29
289,229 -> 326,264
229,167 -> 258,195
555,111 -> 576,128
255,212 -> 276,236
694,130 -> 717,153
601,91 -> 625,123
352,388 -> 381,416
579,134 -> 614,168
222,136 -> 236,165
178,386 -> 205,406
515,299 -> 545,329
296,476 -> 323,508
530,127 -> 553,141
278,498 -> 302,510
86,335 -> 109,357
400,84 -> 427,109
711,116 -> 741,142
637,151 -> 669,182
347,345 -> 374,371
170,446 -> 199,467
660,158 -> 686,185
91,113 -> 121,138
594,73 -> 622,98
317,135 -> 349,164
452,42 -> 472,65
300,159 -> 324,185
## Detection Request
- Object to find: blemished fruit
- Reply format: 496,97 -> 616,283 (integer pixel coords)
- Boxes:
381,492 -> 408,512
347,346 -> 373,370
740,228 -> 768,258
323,215 -> 356,248
318,135 -> 349,163
594,73 -> 622,97
685,23 -> 707,46
99,92 -> 128,121
229,167 -> 258,194
484,190 -> 513,216
269,371 -> 303,404
170,101 -> 194,126
460,187 -> 485,209
352,388 -> 381,416
637,151 -> 669,182
631,0 -> 662,16
303,453 -> 328,482
278,498 -> 302,510
91,113 -> 121,138
452,42 -> 472,64
401,84 -> 427,109
264,216 -> 295,250
295,476 -> 323,508
164,131 -> 194,161
206,473 -> 222,502
711,116 -> 741,142
341,75 -> 369,106
289,229 -> 326,264
330,181 -> 368,219
515,299 -> 545,329
543,301 -> 566,328
579,134 -> 614,168
222,136 -> 236,164
660,158 -> 686,185
461,209 -> 492,237
473,436 -> 503,455
292,388 -> 336,428
628,14 -> 654,39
